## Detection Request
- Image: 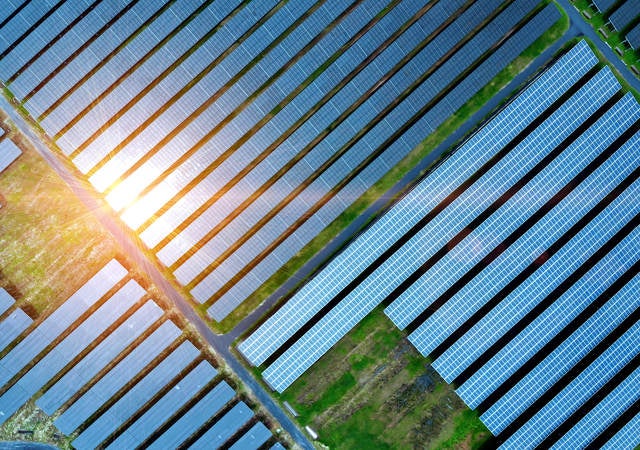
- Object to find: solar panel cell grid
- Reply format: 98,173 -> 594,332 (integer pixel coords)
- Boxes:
501,320 -> 640,449
0,280 -> 145,426
106,360 -> 218,450
480,235 -> 640,433
0,0 -> 92,81
602,411 -> 640,449
455,182 -> 640,409
411,95 -> 640,360
26,0 -> 167,120
147,380 -> 235,450
59,0 -> 211,159
229,422 -> 272,450
609,0 -> 640,31
238,41 -> 598,367
10,0 -> 131,100
189,401 -> 254,450
0,309 -> 31,354
72,341 -> 200,450
204,0 -> 561,318
552,366 -> 640,448
0,259 -> 126,387
54,320 -> 181,434
36,300 -> 164,415
0,1 -> 53,54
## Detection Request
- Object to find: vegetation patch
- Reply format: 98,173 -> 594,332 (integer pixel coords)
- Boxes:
276,308 -> 491,449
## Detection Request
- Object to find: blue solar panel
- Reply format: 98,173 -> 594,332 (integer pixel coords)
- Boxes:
553,365 -> 640,448
0,1 -> 24,27
148,380 -> 235,449
0,0 -> 92,82
54,320 -> 181,434
0,309 -> 31,353
9,0 -> 129,99
36,300 -> 163,415
238,41 -> 598,366
0,287 -> 14,315
25,0 -> 167,119
592,0 -> 617,13
626,23 -> 640,50
229,422 -> 272,450
0,1 -> 54,55
0,259 -> 126,387
602,411 -> 640,449
204,0 -> 561,320
72,340 -> 200,450
91,0 -> 315,194
56,0 -> 210,157
189,402 -> 253,450
609,0 -> 640,31
501,319 -> 640,448
413,94 -> 640,361
0,280 -> 144,426
106,360 -> 217,450
0,139 -> 21,173
479,236 -> 640,433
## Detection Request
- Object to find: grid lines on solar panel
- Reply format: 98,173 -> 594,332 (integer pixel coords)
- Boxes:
84,0 -> 315,192
384,68 -> 621,329
552,365 -> 640,448
24,0 -> 169,120
238,41 -> 598,367
385,77 -> 630,332
123,0 -> 381,234
500,319 -> 640,449
194,0 -> 547,316
479,233 -> 640,433
159,0 -> 447,277
411,92 -> 640,361
602,411 -> 640,449
260,62 -> 617,394
453,195 -> 640,409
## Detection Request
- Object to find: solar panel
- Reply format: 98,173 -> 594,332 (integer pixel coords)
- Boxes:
148,380 -> 235,449
25,0 -> 167,119
553,365 -> 640,448
0,139 -> 21,173
72,340 -> 200,450
229,422 -> 272,450
0,0 -> 92,81
9,0 -> 129,99
106,360 -> 217,450
59,0 -> 211,158
0,280 -> 144,425
412,94 -> 640,361
609,0 -> 640,31
36,300 -> 163,415
602,411 -> 640,449
189,401 -> 253,450
592,0 -> 617,13
479,239 -> 640,433
238,41 -> 598,367
0,309 -> 31,353
0,288 -> 14,315
454,181 -> 640,408
0,259 -> 126,387
0,1 -> 54,55
626,23 -> 640,50
501,319 -> 640,448
54,320 -> 181,434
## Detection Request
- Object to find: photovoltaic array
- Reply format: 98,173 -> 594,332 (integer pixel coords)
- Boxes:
0,0 -> 561,321
0,260 -> 280,450
240,41 -> 640,448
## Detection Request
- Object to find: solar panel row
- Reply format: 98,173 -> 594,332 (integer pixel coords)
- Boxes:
0,259 -> 279,448
625,23 -> 640,50
0,1 -> 562,322
609,0 -> 640,31
242,39 -> 640,447
239,40 -> 598,368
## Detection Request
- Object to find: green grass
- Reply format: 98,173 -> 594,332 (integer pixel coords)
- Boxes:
276,308 -> 491,449
571,0 -> 640,71
222,9 -> 570,335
